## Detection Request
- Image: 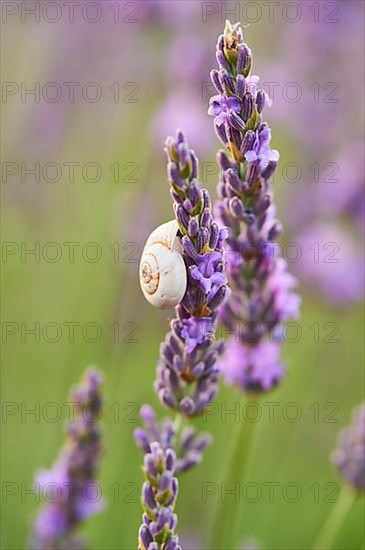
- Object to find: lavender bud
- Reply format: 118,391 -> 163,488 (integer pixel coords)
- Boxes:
191,362 -> 205,378
187,182 -> 202,208
160,389 -> 178,410
139,525 -> 153,549
172,355 -> 184,373
159,471 -> 173,492
168,163 -> 185,189
228,110 -> 246,132
240,130 -> 256,156
176,130 -> 185,145
134,428 -> 150,454
178,145 -> 189,172
196,227 -> 210,251
255,194 -> 271,214
226,169 -> 243,194
268,222 -> 282,240
215,122 -> 228,145
219,69 -> 235,95
182,235 -> 197,259
176,205 -> 190,231
201,208 -> 212,228
216,50 -> 231,72
256,90 -> 266,113
165,449 -> 176,472
217,34 -> 224,52
143,482 -> 157,510
202,189 -> 211,210
183,199 -> 193,214
188,218 -> 199,238
244,212 -> 256,226
236,74 -> 246,98
217,150 -> 232,171
242,92 -> 254,122
229,197 -> 245,219
140,404 -> 155,425
209,223 -> 220,249
247,161 -> 261,184
208,285 -> 227,310
225,125 -> 241,151
180,397 -> 195,416
210,69 -> 224,94
261,160 -> 278,180
170,189 -> 183,205
144,454 -> 157,478
237,44 -> 250,73
194,433 -> 213,452
190,152 -> 198,179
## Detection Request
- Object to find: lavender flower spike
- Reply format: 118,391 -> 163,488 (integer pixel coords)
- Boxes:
31,368 -> 104,550
138,442 -> 181,550
134,405 -> 212,474
208,21 -> 300,393
155,130 -> 228,416
332,403 -> 365,491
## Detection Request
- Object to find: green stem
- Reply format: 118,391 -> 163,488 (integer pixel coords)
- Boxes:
210,400 -> 258,550
312,484 -> 357,550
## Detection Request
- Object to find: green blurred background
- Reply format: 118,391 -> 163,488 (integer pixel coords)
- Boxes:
1,1 -> 364,549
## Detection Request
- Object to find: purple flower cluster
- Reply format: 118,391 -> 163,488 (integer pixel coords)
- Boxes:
138,442 -> 180,550
265,4 -> 365,306
155,130 -> 228,416
332,403 -> 365,491
208,21 -> 300,393
136,131 -> 227,548
31,369 -> 104,550
135,405 -> 211,473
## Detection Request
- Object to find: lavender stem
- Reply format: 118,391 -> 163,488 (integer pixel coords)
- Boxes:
210,398 -> 257,550
312,485 -> 357,550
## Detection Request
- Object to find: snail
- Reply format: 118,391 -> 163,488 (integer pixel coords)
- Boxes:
139,220 -> 187,309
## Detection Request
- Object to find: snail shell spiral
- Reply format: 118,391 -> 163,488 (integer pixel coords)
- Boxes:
139,220 -> 187,309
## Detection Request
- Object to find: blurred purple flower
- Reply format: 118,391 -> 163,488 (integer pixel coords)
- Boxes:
293,223 -> 365,305
258,1 -> 365,306
153,92 -> 214,156
332,403 -> 365,490
31,369 -> 104,550
218,339 -> 285,393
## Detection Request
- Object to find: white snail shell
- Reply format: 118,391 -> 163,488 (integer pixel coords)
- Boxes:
139,220 -> 187,309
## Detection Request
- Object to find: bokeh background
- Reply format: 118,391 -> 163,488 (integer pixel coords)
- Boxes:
1,1 -> 364,549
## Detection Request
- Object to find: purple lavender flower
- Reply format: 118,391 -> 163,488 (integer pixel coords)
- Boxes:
31,368 -> 104,550
221,340 -> 285,393
134,405 -> 211,473
263,3 -> 365,306
293,223 -> 365,305
208,95 -> 242,127
138,442 -> 181,550
154,130 -> 228,416
153,92 -> 214,156
331,403 -> 365,491
208,21 -> 300,393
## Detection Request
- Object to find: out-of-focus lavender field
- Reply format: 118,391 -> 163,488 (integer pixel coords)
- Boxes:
1,1 -> 364,549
